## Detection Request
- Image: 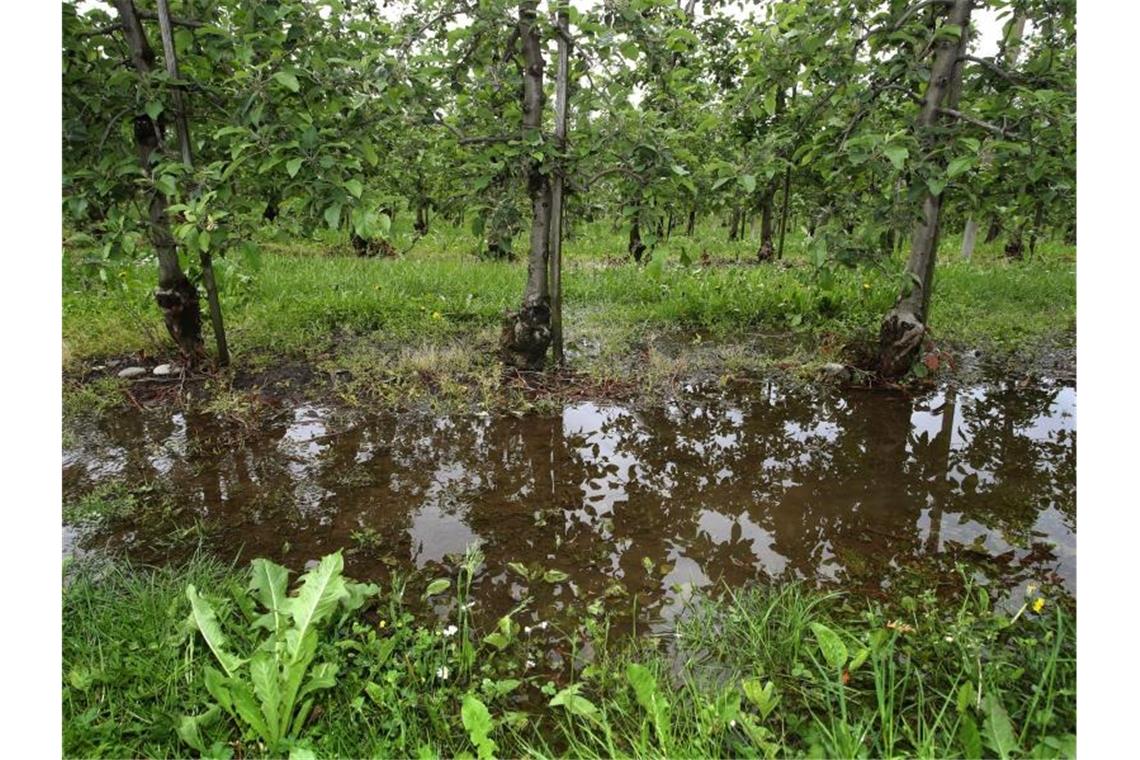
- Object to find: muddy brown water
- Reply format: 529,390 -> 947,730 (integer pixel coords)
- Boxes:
63,377 -> 1074,640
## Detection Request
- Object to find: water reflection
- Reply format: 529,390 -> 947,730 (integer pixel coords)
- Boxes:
63,379 -> 1076,628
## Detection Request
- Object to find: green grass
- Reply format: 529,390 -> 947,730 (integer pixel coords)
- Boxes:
62,219 -> 1075,412
63,552 -> 1075,759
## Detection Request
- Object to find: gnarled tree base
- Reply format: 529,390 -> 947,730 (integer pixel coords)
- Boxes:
155,278 -> 205,363
500,302 -> 551,370
757,240 -> 774,262
877,307 -> 926,377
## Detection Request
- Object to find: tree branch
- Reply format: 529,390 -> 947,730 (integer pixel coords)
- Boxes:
960,55 -> 1019,81
937,107 -> 1010,136
136,8 -> 204,28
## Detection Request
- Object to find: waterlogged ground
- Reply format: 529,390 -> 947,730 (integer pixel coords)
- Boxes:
63,377 -> 1074,638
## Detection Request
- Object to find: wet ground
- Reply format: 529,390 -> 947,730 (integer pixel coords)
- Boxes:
63,375 -> 1074,636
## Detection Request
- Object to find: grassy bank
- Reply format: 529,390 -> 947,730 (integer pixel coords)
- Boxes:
63,550 -> 1075,759
64,222 -> 1074,362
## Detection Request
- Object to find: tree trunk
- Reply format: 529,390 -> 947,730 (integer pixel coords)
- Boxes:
776,85 -> 797,259
877,0 -> 973,377
984,216 -> 1003,243
629,212 -> 646,261
548,3 -> 571,367
113,0 -> 203,361
757,189 -> 775,260
1028,201 -> 1045,258
500,0 -> 552,370
686,208 -> 696,236
156,0 -> 229,366
961,217 -> 978,261
728,207 -> 741,241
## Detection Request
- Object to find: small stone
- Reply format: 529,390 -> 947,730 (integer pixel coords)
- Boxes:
117,366 -> 147,379
153,363 -> 176,377
820,363 -> 852,383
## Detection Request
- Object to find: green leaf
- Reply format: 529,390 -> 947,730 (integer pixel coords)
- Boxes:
249,559 -> 290,635
809,622 -> 848,671
957,681 -> 976,714
186,586 -> 244,677
507,562 -> 530,581
927,177 -> 948,196
286,158 -> 303,178
627,663 -> 657,711
344,179 -> 364,199
273,71 -> 300,92
484,632 -> 511,650
155,175 -> 177,197
983,692 -> 1018,759
883,145 -> 908,171
947,156 -> 975,178
543,569 -> 569,584
250,650 -> 282,744
323,203 -> 343,231
959,713 -> 983,758
764,88 -> 777,117
741,678 -> 780,719
145,100 -> 164,121
461,693 -> 496,760
549,684 -> 599,717
360,142 -> 379,167
281,552 -> 349,658
176,706 -> 219,754
740,174 -> 757,194
423,578 -> 451,599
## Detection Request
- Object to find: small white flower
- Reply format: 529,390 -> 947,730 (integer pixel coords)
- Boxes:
436,666 -> 450,680
944,635 -> 954,643
525,658 -> 536,670
524,621 -> 550,634
442,624 -> 459,638
729,720 -> 737,729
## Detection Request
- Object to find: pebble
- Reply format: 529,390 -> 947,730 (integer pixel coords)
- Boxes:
153,363 -> 177,376
819,363 -> 853,383
117,366 -> 147,379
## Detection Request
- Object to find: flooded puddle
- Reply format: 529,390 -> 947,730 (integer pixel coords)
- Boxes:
63,379 -> 1075,634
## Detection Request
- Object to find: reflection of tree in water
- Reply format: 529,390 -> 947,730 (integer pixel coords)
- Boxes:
63,378 -> 1076,624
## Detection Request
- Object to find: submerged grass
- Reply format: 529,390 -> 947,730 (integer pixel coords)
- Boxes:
62,552 -> 1075,759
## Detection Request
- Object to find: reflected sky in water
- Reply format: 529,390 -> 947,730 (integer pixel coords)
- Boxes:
64,379 -> 1075,629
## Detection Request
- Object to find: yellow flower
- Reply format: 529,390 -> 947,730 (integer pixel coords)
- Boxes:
1032,598 -> 1046,614
862,282 -> 871,289
378,619 -> 387,629
431,311 -> 443,320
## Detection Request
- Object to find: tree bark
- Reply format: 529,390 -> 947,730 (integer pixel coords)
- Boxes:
113,0 -> 203,361
500,0 -> 552,370
156,0 -> 229,366
1028,201 -> 1045,258
961,217 -> 978,260
629,211 -> 646,261
686,208 -> 696,236
984,216 -> 1003,243
877,0 -> 973,377
548,3 -> 571,367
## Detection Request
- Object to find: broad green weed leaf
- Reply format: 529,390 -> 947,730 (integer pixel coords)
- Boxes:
983,692 -> 1018,760
424,578 -> 451,598
187,585 -> 244,676
809,622 -> 848,671
461,693 -> 496,759
550,683 -> 599,718
282,553 -> 349,656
